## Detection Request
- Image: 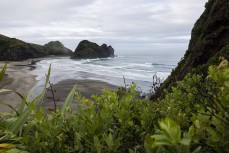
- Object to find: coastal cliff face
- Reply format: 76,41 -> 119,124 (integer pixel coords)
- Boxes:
162,0 -> 229,89
71,40 -> 115,59
0,34 -> 72,61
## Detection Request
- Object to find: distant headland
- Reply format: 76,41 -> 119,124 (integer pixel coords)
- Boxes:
0,34 -> 73,61
0,34 -> 115,61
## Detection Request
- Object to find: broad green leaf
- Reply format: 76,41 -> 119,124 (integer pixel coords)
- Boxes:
5,148 -> 28,153
0,143 -> 15,148
94,136 -> 101,153
0,63 -> 7,81
105,133 -> 114,147
159,121 -> 170,134
60,84 -> 77,114
179,139 -> 191,146
144,134 -> 159,153
152,135 -> 169,142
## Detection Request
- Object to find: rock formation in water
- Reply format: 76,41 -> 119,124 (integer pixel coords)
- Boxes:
0,34 -> 72,61
71,40 -> 115,59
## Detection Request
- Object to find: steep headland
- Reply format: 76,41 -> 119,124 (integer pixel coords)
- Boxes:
161,0 -> 229,90
71,40 -> 115,59
0,34 -> 72,61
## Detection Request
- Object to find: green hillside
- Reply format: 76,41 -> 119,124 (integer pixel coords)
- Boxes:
161,0 -> 229,91
0,34 -> 72,61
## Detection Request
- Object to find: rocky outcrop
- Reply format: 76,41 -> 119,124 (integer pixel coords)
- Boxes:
44,41 -> 72,55
161,0 -> 229,90
71,40 -> 115,59
0,34 -> 72,61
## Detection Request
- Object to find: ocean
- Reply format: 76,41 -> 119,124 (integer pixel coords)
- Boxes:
29,55 -> 179,96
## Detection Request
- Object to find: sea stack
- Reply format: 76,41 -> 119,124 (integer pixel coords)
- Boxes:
71,40 -> 115,59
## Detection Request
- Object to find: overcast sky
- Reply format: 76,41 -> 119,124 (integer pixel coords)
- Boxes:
0,0 -> 207,57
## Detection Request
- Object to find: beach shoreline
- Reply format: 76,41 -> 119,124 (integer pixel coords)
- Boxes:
43,79 -> 118,111
0,59 -> 38,112
0,58 -> 120,112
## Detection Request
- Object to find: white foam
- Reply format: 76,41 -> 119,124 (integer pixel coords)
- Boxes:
30,56 -> 177,93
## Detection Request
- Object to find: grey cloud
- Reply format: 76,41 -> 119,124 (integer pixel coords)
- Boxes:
0,0 -> 208,56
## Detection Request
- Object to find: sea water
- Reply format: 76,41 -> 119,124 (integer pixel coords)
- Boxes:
29,55 -> 179,97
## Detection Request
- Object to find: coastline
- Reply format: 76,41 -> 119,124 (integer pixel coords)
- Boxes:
0,59 -> 38,112
43,79 -> 118,111
0,57 -> 119,112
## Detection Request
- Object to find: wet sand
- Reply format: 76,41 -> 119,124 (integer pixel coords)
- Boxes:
43,79 -> 118,110
0,58 -> 119,112
0,59 -> 38,112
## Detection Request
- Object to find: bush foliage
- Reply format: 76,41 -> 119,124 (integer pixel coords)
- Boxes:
0,59 -> 228,152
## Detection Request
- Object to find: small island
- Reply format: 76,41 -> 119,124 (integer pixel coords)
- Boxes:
71,40 -> 115,59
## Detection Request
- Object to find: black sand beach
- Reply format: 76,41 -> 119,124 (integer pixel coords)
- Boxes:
0,58 -> 119,112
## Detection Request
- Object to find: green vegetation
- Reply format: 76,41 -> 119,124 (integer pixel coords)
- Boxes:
161,0 -> 229,91
144,118 -> 201,153
0,34 -> 72,61
0,59 -> 228,152
1,0 -> 227,152
0,34 -> 45,61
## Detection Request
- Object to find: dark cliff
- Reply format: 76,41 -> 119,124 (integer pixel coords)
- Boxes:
162,0 -> 229,90
71,40 -> 115,59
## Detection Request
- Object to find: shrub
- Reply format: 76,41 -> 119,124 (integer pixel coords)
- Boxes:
189,60 -> 229,152
144,118 -> 201,153
0,59 -> 228,152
